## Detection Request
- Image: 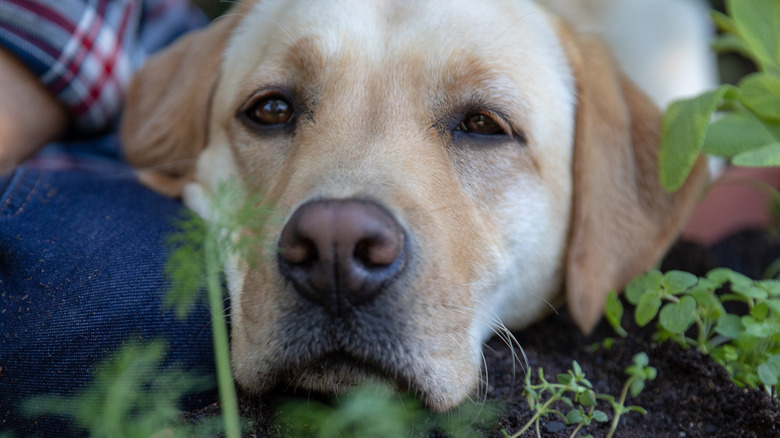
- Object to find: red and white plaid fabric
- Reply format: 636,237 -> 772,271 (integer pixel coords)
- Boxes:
0,0 -> 206,134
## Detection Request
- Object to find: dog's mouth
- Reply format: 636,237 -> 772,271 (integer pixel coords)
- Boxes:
274,349 -> 415,396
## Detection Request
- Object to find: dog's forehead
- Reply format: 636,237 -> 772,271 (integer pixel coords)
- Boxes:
224,0 -> 564,84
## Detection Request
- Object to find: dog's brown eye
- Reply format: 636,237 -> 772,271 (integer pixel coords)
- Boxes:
458,114 -> 505,135
248,96 -> 294,125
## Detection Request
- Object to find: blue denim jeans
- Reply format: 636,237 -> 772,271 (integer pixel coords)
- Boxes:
0,138 -> 216,436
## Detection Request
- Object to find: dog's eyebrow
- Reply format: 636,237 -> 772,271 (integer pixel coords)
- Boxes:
280,35 -> 328,86
439,51 -> 528,111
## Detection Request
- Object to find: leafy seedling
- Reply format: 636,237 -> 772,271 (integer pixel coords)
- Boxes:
505,356 -> 652,438
21,341 -> 218,438
165,180 -> 277,438
276,380 -> 496,438
504,360 -> 605,438
597,353 -> 656,438
608,268 -> 780,396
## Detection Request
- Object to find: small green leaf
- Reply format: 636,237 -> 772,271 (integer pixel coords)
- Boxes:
629,379 -> 646,397
712,33 -> 750,57
566,410 -> 584,425
758,280 -> 780,296
710,10 -> 737,35
635,292 -> 663,327
707,268 -> 752,287
758,362 -> 779,386
663,271 -> 699,295
628,406 -> 648,415
661,85 -> 737,192
580,376 -> 594,389
605,291 -> 627,338
579,390 -> 597,407
659,296 -> 697,334
687,286 -> 725,321
573,361 -> 583,377
728,0 -> 780,73
742,316 -> 772,337
646,367 -> 658,381
715,313 -> 744,338
626,270 -> 663,305
713,344 -> 740,363
633,352 -> 650,369
751,302 -> 771,320
702,110 -> 778,158
164,212 -> 208,319
739,73 -> 780,122
592,410 -> 609,423
764,298 -> 780,314
557,373 -> 573,385
732,142 -> 780,167
732,282 -> 769,300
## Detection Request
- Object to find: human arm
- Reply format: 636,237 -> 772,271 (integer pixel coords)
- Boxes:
0,47 -> 68,173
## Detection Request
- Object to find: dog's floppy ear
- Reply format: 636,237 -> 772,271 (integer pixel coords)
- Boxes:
121,15 -> 239,197
559,27 -> 708,333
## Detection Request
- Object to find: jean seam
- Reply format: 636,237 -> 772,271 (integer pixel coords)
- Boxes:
0,168 -> 42,217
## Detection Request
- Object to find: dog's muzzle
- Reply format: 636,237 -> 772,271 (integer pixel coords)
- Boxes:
278,199 -> 407,316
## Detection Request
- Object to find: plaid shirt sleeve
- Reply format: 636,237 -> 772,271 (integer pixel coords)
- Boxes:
0,0 -> 206,134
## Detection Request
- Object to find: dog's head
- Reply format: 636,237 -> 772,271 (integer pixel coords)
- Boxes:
122,0 -> 706,410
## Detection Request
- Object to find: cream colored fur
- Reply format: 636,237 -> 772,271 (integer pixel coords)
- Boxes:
121,0 -> 708,410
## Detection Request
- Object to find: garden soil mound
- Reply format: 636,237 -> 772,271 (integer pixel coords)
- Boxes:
191,229 -> 780,437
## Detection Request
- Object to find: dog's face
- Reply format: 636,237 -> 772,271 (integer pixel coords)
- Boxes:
122,0 -> 706,410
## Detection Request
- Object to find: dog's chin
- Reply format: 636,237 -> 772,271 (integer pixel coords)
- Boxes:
281,352 -> 407,394
257,350 -> 472,412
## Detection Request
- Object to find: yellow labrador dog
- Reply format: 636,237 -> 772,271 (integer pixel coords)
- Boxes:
121,0 -> 707,411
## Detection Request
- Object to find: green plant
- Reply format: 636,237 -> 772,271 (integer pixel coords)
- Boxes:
607,268 -> 780,396
509,361 -> 603,438
660,0 -> 780,192
276,380 -> 496,438
21,341 -> 218,438
627,0 -> 780,400
165,181 -> 275,438
597,353 -> 656,438
505,355 -> 652,438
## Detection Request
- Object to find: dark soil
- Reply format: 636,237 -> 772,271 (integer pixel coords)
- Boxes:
188,229 -> 780,437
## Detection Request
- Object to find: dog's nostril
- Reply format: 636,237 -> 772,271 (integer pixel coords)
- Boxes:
355,235 -> 401,267
281,238 -> 318,265
278,199 -> 406,311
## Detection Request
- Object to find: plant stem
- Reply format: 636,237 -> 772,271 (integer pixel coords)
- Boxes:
205,235 -> 241,438
510,395 -> 558,438
568,406 -> 594,438
605,376 -> 634,438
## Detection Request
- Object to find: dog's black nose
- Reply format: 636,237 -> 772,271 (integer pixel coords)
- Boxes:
278,199 -> 406,312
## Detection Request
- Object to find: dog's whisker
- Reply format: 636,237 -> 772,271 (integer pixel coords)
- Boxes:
442,301 -> 526,389
472,298 -> 529,376
476,347 -> 490,403
447,300 -> 528,392
524,291 -> 559,314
